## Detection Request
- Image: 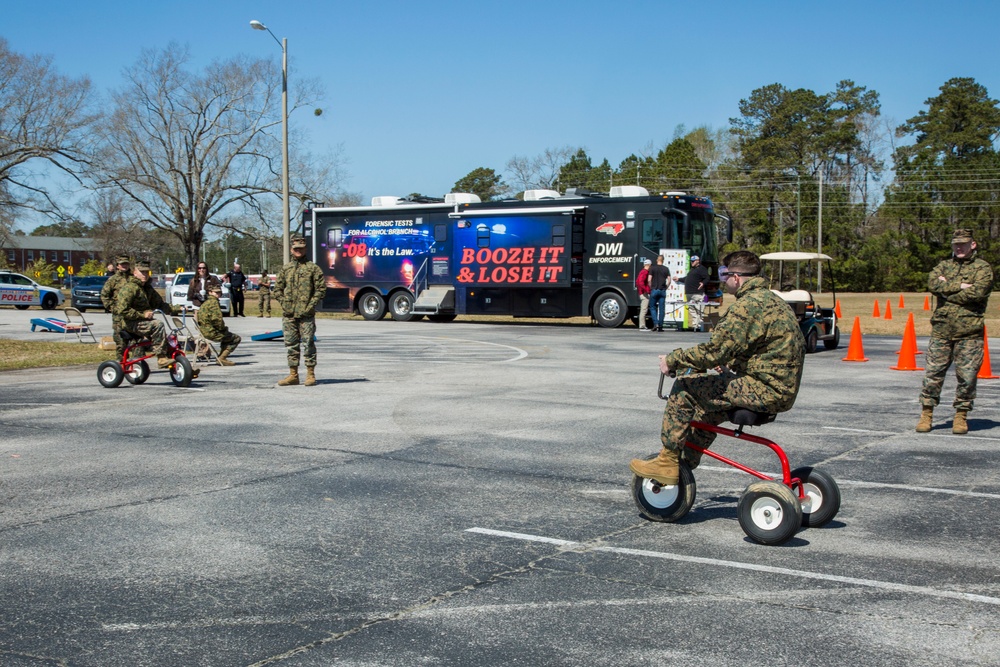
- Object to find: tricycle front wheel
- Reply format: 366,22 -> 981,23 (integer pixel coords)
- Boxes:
738,480 -> 802,545
631,461 -> 696,523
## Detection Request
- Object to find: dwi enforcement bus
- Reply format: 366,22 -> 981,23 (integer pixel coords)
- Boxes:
301,186 -> 730,328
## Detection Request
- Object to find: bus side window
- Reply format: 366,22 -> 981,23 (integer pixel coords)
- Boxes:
641,218 -> 664,254
434,224 -> 447,242
552,224 -> 565,247
476,223 -> 490,248
327,228 -> 343,248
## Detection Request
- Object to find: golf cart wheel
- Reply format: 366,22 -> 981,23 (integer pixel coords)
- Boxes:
631,460 -> 696,523
97,361 -> 125,388
823,326 -> 841,350
170,355 -> 193,387
791,466 -> 841,527
123,359 -> 150,385
737,480 -> 802,545
805,328 -> 818,354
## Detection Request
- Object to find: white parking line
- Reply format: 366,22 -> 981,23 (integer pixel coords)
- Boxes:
465,527 -> 1000,607
697,465 -> 1000,500
823,426 -> 1000,442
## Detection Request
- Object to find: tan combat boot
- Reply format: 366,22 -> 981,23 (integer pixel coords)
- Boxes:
953,410 -> 969,435
278,367 -> 299,386
217,350 -> 235,367
629,448 -> 680,485
157,356 -> 174,369
915,406 -> 933,433
304,367 -> 317,386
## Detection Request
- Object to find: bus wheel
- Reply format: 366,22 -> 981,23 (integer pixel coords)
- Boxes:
359,292 -> 387,320
389,292 -> 415,321
593,293 -> 627,328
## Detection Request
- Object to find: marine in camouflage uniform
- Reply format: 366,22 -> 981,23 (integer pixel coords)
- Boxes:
630,250 -> 806,485
100,255 -> 131,359
258,273 -> 272,317
916,228 -> 994,435
116,261 -> 178,368
196,284 -> 241,366
273,235 -> 326,386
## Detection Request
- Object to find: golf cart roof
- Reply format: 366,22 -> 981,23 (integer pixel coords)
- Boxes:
759,252 -> 834,262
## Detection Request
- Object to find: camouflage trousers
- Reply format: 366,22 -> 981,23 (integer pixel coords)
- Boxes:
112,316 -> 124,359
919,336 -> 984,412
216,332 -> 241,356
661,372 -> 779,468
259,291 -> 270,316
124,319 -> 168,357
283,316 -> 317,368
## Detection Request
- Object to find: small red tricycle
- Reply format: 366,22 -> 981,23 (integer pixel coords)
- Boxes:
97,310 -> 194,389
631,373 -> 841,545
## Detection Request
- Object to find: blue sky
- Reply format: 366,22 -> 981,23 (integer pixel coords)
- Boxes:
4,0 -> 999,209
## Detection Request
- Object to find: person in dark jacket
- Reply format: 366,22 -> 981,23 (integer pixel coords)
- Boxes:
187,263 -> 221,308
225,262 -> 248,316
683,255 -> 710,332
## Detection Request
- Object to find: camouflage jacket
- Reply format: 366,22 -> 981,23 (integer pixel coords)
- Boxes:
258,275 -> 271,294
273,258 -> 326,318
665,276 -> 806,413
195,296 -> 228,341
116,277 -> 175,326
928,251 -> 993,340
100,271 -> 129,314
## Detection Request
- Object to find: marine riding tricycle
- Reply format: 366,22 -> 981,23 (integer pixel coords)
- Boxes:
631,372 -> 841,545
97,310 -> 195,388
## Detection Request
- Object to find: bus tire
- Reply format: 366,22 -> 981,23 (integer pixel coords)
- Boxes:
358,292 -> 387,320
593,292 -> 627,328
389,292 -> 415,321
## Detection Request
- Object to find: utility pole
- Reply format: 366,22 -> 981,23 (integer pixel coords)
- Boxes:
817,167 -> 824,293
796,174 -> 801,289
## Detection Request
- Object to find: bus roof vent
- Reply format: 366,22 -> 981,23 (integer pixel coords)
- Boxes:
523,189 -> 561,201
665,191 -> 687,197
371,196 -> 401,207
610,185 -> 649,198
444,192 -> 481,205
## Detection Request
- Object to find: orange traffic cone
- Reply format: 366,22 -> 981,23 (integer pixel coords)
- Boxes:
842,317 -> 869,362
923,295 -> 931,311
835,300 -> 842,319
899,294 -> 905,309
884,300 -> 893,320
978,326 -> 999,380
873,300 -> 881,318
890,313 -> 924,371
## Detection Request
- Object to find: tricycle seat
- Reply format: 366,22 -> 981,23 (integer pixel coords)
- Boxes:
728,409 -> 776,427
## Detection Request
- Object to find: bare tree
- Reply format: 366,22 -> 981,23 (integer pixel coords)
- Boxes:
505,146 -> 577,195
0,37 -> 95,229
92,43 -> 326,267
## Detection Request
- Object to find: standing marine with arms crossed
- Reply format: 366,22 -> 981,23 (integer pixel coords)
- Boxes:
630,251 -> 806,485
916,228 -> 994,435
274,235 -> 326,387
100,255 -> 131,359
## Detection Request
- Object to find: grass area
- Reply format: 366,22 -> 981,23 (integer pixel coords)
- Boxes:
811,292 -> 1000,338
0,339 -> 115,372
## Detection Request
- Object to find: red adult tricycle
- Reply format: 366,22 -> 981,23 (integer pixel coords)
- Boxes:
97,310 -> 194,389
631,373 -> 841,545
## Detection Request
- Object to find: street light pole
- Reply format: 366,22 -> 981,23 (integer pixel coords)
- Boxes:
250,20 -> 291,265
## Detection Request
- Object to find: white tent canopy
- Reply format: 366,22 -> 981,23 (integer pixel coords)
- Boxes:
759,252 -> 833,262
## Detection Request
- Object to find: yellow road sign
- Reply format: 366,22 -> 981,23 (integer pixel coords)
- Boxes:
175,266 -> 184,273
68,266 -> 74,275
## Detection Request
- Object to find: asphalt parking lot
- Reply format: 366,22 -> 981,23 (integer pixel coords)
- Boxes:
2,307 -> 999,666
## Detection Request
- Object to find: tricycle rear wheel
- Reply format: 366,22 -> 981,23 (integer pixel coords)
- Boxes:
738,480 -> 802,545
791,466 -> 841,527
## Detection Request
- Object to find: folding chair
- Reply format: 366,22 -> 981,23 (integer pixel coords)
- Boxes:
174,312 -> 223,366
62,307 -> 97,343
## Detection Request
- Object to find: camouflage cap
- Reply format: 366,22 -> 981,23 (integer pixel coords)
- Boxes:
291,235 -> 307,249
207,283 -> 223,294
115,255 -> 131,265
135,260 -> 151,271
952,228 -> 974,243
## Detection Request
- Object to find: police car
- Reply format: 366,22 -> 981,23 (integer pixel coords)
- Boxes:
0,271 -> 66,310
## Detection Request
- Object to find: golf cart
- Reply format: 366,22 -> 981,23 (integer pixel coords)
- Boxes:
759,252 -> 839,353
